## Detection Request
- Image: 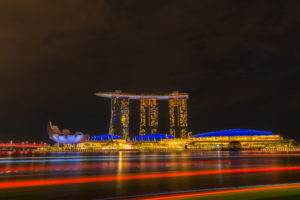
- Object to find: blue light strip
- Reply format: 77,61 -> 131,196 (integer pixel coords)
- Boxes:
89,134 -> 121,141
193,129 -> 275,138
131,133 -> 175,141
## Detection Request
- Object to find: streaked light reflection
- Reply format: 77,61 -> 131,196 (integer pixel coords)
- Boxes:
0,166 -> 299,189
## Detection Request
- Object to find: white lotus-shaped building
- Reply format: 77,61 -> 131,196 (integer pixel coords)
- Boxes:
47,121 -> 87,144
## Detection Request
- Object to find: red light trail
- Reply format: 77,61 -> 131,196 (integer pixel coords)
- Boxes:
243,153 -> 300,156
131,183 -> 300,200
0,166 -> 299,189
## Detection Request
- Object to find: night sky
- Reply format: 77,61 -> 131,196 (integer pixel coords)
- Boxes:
0,1 -> 299,142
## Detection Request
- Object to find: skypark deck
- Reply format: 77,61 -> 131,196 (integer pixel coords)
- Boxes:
95,90 -> 189,100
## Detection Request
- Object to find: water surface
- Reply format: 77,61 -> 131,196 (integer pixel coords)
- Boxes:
0,151 -> 299,200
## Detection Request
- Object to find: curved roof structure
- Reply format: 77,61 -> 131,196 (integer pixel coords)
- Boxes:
193,129 -> 275,138
48,121 -> 87,144
131,133 -> 175,141
89,134 -> 122,141
95,90 -> 188,100
51,134 -> 86,144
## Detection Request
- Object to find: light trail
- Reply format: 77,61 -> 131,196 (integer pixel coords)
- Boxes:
0,157 -> 197,163
129,183 -> 300,200
0,160 -> 237,173
0,154 -> 198,160
0,166 -> 299,189
242,153 -> 300,156
1,154 -> 299,164
0,154 -> 216,163
101,183 -> 300,200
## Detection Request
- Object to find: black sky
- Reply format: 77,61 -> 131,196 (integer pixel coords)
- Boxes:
0,0 -> 299,142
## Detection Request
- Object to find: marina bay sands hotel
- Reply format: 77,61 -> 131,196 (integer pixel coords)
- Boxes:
95,90 -> 188,140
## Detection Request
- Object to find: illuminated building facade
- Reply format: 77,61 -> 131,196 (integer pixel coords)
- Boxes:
47,121 -> 87,144
169,98 -> 188,138
95,90 -> 189,139
109,97 -> 130,140
190,129 -> 283,150
139,98 -> 158,135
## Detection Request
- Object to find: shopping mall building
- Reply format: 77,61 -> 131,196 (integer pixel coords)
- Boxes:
189,129 -> 283,150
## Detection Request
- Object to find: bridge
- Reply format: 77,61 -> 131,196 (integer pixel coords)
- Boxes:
0,143 -> 48,148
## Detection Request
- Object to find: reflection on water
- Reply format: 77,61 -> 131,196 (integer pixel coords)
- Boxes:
0,151 -> 299,200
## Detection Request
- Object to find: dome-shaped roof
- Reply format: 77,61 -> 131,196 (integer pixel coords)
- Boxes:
193,129 -> 275,138
131,133 -> 174,141
89,134 -> 122,141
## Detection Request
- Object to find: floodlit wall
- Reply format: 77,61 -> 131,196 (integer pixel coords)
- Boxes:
109,97 -> 130,140
190,134 -> 283,150
169,98 -> 188,138
139,98 -> 158,135
192,135 -> 282,142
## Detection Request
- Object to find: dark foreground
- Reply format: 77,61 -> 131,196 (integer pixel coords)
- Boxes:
0,151 -> 299,200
